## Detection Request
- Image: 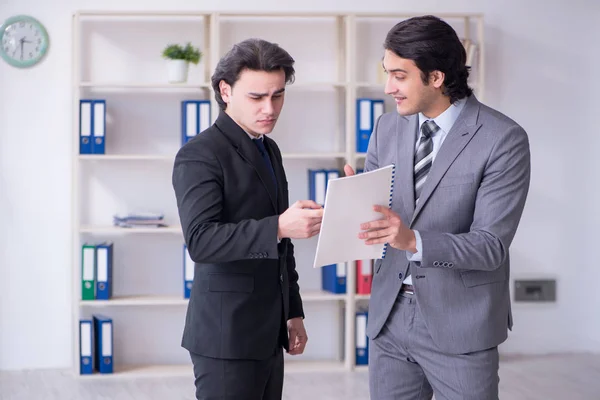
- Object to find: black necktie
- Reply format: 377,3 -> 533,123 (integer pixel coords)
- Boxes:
252,138 -> 277,191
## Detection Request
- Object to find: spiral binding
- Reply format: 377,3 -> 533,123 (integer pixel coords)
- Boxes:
381,164 -> 396,259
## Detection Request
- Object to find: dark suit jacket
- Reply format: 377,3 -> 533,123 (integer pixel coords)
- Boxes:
172,111 -> 304,360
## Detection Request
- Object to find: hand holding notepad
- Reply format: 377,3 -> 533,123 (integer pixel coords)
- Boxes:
313,164 -> 395,268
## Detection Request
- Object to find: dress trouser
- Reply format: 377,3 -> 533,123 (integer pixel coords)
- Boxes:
189,347 -> 284,400
369,291 -> 500,400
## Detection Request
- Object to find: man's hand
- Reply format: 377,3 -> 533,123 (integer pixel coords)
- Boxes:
287,317 -> 308,355
278,200 -> 323,239
359,205 -> 417,253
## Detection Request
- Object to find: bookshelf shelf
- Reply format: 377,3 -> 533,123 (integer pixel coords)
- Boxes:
282,152 -> 346,160
79,225 -> 182,234
78,291 -> 345,307
80,295 -> 188,307
355,82 -> 384,88
72,10 -> 484,379
79,82 -> 211,89
78,154 -> 175,161
79,153 -> 346,161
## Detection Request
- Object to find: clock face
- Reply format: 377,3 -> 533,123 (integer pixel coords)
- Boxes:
0,15 -> 49,68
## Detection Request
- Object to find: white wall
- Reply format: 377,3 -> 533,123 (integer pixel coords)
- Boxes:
1,0 -> 599,370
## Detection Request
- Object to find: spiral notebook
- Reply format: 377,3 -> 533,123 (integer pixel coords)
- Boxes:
313,164 -> 396,268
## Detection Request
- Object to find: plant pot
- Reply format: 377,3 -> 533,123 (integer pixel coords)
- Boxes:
167,60 -> 189,83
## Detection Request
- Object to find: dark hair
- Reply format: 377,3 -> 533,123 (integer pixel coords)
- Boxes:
211,38 -> 296,110
384,15 -> 472,103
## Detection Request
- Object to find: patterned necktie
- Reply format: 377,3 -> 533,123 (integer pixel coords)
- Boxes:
414,120 -> 440,203
252,138 -> 278,191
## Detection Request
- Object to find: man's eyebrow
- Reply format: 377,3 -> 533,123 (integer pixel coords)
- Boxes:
387,68 -> 408,74
248,88 -> 286,97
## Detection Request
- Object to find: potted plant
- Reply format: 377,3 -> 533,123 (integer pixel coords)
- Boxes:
162,42 -> 202,83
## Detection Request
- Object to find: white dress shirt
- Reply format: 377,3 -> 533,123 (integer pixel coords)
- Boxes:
403,98 -> 466,285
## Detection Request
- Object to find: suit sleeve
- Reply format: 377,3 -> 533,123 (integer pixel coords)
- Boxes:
269,142 -> 304,320
285,239 -> 304,319
172,144 -> 280,264
417,125 -> 531,272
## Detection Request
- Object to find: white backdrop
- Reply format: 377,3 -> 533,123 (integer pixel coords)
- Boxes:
1,0 -> 599,370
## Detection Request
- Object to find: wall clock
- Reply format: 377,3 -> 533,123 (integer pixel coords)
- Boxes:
0,15 -> 49,68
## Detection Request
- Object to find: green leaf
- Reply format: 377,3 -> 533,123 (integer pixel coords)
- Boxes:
161,42 -> 202,64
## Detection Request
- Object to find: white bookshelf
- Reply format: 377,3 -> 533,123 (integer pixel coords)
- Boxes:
78,290 -> 344,308
71,10 -> 484,379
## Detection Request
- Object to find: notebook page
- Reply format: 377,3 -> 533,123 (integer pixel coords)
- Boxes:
313,164 -> 395,268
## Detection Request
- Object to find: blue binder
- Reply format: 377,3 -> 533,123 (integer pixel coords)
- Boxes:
309,169 -> 340,207
182,100 -> 211,145
321,262 -> 346,294
79,99 -> 106,154
79,100 -> 93,154
183,244 -> 194,299
93,315 -> 113,373
356,98 -> 384,153
91,100 -> 106,154
308,169 -> 327,206
95,242 -> 113,300
326,169 -> 339,185
356,309 -> 369,365
79,319 -> 93,374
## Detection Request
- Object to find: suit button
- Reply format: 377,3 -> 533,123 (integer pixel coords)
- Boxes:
448,263 -> 454,268
433,261 -> 439,267
280,274 -> 284,283
443,262 -> 449,268
398,272 -> 403,280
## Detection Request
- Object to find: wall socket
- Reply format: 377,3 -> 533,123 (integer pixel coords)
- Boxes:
514,279 -> 556,302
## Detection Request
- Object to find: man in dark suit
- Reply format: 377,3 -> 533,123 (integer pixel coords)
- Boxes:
172,39 -> 323,400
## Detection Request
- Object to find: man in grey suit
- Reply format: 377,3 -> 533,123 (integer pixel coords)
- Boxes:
345,15 -> 531,399
172,38 -> 323,399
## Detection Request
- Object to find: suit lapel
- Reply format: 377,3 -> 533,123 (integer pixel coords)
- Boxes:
396,114 -> 418,222
410,95 -> 482,226
215,111 -> 278,212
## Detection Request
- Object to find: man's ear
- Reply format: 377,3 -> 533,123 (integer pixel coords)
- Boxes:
219,80 -> 232,104
429,70 -> 445,89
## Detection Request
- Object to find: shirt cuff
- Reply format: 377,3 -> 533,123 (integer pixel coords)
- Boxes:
406,230 -> 422,262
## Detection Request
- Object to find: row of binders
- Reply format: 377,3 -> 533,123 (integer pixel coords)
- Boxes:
82,242 -> 113,300
81,243 -> 195,300
322,260 -> 373,295
78,99 -> 211,154
80,239 -> 368,299
356,98 -> 385,153
79,97 -> 386,154
76,310 -> 368,374
79,315 -> 113,374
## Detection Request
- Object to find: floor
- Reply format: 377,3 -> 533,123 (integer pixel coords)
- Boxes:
2,354 -> 599,400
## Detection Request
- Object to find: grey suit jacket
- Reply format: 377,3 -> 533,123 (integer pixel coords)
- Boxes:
364,95 -> 531,354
